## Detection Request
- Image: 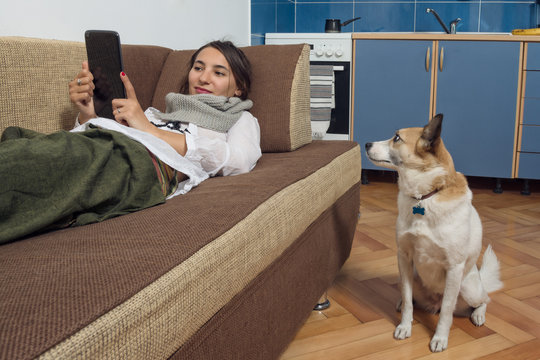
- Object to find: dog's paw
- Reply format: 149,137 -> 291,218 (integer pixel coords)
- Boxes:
471,304 -> 486,326
394,323 -> 412,340
429,335 -> 448,352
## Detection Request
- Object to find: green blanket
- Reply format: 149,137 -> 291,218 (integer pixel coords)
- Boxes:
0,126 -> 165,245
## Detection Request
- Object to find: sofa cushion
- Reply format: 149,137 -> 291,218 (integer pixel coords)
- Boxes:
1,38 -> 312,153
121,44 -> 172,111
243,44 -> 312,152
153,44 -> 312,153
0,38 -> 171,134
151,49 -> 195,111
0,141 -> 360,360
0,37 -> 86,133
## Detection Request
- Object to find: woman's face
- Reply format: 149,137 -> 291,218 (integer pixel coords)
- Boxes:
188,47 -> 241,98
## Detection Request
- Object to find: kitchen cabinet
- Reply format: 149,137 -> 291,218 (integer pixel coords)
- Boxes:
353,39 -> 520,178
435,41 -> 520,178
353,40 -> 433,171
517,42 -> 540,179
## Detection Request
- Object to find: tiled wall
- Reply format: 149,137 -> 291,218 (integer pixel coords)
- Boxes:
251,0 -> 539,45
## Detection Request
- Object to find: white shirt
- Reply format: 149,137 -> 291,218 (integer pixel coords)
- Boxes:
71,108 -> 261,198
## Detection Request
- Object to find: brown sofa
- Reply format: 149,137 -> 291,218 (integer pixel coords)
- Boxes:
0,37 -> 361,359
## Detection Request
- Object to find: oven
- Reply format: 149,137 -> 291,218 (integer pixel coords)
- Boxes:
265,33 -> 352,141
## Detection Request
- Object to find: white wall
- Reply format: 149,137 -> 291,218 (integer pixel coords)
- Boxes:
0,0 -> 250,49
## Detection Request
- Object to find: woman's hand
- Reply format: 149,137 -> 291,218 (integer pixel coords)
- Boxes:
69,61 -> 96,124
112,72 -> 188,156
111,72 -> 154,132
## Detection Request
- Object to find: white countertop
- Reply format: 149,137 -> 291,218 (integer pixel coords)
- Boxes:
352,32 -> 540,42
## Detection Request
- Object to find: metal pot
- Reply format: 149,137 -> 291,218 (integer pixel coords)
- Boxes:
325,17 -> 361,33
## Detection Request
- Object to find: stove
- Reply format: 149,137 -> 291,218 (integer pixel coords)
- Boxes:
265,33 -> 353,62
265,33 -> 353,140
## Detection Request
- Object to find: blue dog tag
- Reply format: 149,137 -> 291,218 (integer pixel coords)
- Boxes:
412,205 -> 425,215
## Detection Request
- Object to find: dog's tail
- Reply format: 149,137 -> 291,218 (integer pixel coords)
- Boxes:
479,245 -> 503,293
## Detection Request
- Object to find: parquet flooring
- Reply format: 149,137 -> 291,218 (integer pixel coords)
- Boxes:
280,172 -> 540,359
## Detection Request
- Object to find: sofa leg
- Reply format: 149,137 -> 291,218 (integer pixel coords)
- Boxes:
313,291 -> 330,311
361,170 -> 369,185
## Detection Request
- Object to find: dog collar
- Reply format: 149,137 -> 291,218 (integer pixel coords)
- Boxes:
416,189 -> 439,201
412,189 -> 439,216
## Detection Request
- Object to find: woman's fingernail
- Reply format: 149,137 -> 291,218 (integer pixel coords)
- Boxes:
121,72 -> 126,77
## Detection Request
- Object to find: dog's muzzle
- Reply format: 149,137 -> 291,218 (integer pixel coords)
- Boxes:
365,143 -> 373,152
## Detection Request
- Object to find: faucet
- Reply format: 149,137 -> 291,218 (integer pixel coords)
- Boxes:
450,18 -> 462,34
426,8 -> 461,34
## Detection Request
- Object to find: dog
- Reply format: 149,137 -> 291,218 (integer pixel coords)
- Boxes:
365,114 -> 503,352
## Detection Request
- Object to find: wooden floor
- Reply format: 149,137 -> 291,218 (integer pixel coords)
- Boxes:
280,172 -> 540,359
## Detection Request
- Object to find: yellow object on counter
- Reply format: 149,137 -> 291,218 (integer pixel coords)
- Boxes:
512,28 -> 540,35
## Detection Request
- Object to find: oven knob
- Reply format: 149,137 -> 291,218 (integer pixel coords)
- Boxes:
315,49 -> 324,57
325,50 -> 334,57
335,49 -> 344,58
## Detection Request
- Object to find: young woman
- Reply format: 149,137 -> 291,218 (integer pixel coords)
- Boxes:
0,40 -> 261,244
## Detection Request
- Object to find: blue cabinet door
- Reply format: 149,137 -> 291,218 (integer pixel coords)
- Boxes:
525,42 -> 540,70
353,40 -> 433,170
519,43 -> 540,179
518,153 -> 540,179
435,41 -> 520,178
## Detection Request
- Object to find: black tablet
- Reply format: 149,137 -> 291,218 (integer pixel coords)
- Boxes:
85,30 -> 126,119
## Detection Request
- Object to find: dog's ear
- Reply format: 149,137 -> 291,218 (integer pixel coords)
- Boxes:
419,114 -> 443,152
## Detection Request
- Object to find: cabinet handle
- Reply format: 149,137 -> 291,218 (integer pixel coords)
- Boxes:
425,47 -> 431,72
439,46 -> 444,72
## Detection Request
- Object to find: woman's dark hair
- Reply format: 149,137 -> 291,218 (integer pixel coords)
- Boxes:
180,40 -> 252,100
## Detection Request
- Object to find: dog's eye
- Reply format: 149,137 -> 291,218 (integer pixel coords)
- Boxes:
393,134 -> 401,143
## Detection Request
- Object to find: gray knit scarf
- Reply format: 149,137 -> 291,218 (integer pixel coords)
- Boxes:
154,93 -> 253,133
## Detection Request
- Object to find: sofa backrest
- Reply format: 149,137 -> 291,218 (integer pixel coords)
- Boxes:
0,38 -> 171,133
0,37 -> 311,152
0,37 -> 86,133
121,44 -> 172,110
151,44 -> 312,152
